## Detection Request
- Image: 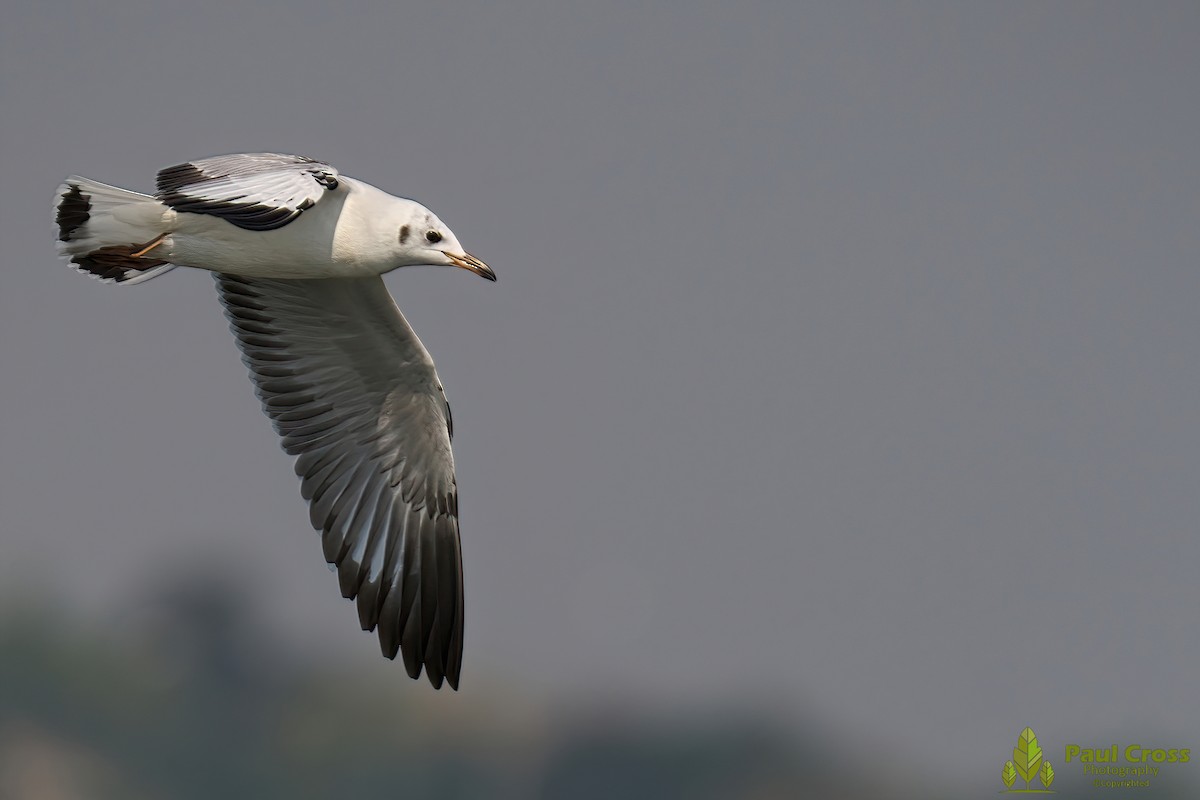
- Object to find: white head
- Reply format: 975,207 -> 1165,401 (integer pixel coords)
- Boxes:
392,201 -> 495,281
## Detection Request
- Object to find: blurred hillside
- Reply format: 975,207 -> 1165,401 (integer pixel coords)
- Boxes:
0,566 -> 882,800
0,565 -> 1192,799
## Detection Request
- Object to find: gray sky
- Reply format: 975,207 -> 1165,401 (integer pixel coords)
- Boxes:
2,0 -> 1198,785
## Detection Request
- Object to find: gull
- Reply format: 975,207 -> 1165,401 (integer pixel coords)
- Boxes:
53,153 -> 495,689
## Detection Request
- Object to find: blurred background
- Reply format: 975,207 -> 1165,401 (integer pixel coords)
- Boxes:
1,2 -> 1197,798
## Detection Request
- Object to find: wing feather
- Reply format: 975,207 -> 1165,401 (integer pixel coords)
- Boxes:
215,273 -> 463,689
158,153 -> 339,231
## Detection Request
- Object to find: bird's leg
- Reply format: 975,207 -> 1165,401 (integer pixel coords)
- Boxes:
129,234 -> 167,259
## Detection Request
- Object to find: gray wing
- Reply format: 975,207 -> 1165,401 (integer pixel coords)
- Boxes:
216,274 -> 464,689
157,153 -> 340,231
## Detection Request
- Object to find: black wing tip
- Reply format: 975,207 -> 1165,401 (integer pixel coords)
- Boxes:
310,170 -> 338,190
384,637 -> 459,689
156,162 -> 208,194
355,568 -> 461,690
360,518 -> 463,692
392,656 -> 460,691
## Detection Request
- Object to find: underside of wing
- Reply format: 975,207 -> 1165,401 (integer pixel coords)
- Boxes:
157,153 -> 339,231
215,274 -> 464,689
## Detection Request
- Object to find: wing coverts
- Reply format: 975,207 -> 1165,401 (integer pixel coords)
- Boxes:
158,153 -> 339,231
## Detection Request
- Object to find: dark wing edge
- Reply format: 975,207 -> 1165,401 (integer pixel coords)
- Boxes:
215,273 -> 464,688
157,153 -> 339,232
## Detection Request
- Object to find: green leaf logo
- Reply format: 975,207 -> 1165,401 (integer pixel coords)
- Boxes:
1002,760 -> 1017,789
1013,727 -> 1044,789
1040,760 -> 1055,789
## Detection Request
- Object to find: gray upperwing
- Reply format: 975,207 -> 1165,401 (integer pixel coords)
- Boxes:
157,153 -> 340,231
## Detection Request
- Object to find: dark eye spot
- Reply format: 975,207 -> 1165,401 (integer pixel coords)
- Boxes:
399,225 -> 410,244
425,230 -> 442,244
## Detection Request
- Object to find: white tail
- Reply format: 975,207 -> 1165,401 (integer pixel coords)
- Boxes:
54,177 -> 177,285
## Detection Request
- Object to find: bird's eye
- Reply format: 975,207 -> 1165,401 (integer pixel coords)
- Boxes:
425,230 -> 443,244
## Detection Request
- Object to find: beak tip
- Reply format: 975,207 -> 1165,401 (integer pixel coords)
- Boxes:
450,252 -> 496,282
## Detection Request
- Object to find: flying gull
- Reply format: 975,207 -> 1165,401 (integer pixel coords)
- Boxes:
53,153 -> 495,689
